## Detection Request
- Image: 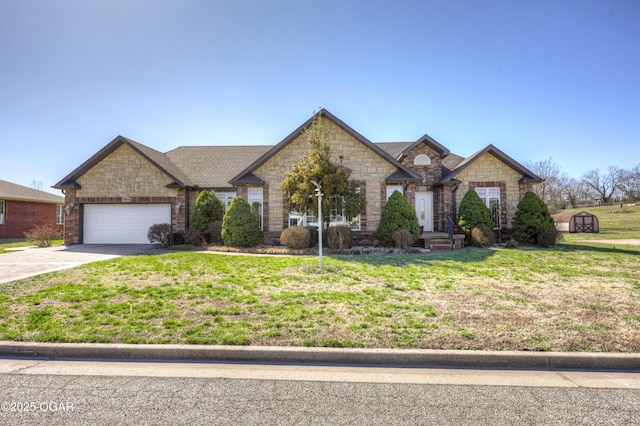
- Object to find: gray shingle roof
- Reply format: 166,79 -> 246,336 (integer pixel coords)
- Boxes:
165,146 -> 272,188
0,179 -> 64,204
374,142 -> 414,159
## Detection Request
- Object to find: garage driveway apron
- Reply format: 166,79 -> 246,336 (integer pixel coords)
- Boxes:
0,245 -> 154,284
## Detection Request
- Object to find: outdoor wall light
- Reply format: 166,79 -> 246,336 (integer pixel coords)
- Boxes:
65,203 -> 74,214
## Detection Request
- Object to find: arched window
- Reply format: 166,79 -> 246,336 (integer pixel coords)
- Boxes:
414,154 -> 431,166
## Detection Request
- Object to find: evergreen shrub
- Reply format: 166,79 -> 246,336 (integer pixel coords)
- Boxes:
222,197 -> 264,247
458,190 -> 493,235
190,190 -> 225,241
512,192 -> 555,245
376,190 -> 420,247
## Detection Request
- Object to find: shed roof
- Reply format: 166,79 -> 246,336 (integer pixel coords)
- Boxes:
552,211 -> 596,223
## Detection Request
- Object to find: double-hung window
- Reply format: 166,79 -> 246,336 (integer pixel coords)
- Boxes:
475,187 -> 501,229
56,205 -> 65,225
0,200 -> 4,224
247,188 -> 263,230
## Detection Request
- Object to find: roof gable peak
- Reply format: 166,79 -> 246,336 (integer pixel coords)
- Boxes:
230,109 -> 420,185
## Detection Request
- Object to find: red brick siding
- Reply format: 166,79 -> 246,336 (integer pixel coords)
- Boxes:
0,200 -> 63,239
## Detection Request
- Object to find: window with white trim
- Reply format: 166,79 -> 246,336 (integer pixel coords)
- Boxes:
414,154 -> 431,166
247,188 -> 263,229
0,200 -> 4,224
475,187 -> 501,229
216,192 -> 236,210
288,211 -> 318,228
386,185 -> 403,200
289,191 -> 361,231
56,205 -> 65,225
329,191 -> 361,231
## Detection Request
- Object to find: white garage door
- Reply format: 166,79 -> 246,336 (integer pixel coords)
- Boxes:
83,204 -> 171,244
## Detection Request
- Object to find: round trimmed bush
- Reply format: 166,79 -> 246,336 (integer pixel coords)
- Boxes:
458,190 -> 493,235
376,190 -> 420,247
512,191 -> 555,245
222,197 -> 264,247
280,226 -> 311,249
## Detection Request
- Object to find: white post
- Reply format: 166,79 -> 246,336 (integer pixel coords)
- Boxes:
311,181 -> 323,269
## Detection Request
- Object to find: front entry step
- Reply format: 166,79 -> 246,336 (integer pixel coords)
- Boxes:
419,233 -> 465,250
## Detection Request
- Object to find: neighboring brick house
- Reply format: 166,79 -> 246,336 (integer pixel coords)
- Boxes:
54,109 -> 541,245
0,179 -> 65,239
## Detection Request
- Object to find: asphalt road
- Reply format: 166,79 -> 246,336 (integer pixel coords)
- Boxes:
0,360 -> 639,425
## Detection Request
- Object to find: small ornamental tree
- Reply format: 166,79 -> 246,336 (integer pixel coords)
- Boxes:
376,190 -> 420,247
457,190 -> 494,235
190,190 -> 226,239
280,112 -> 365,230
221,197 -> 264,247
512,191 -> 555,245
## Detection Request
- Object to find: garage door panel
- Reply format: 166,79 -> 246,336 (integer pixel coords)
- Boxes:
84,204 -> 171,244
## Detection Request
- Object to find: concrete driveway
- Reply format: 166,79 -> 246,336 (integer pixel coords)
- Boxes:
0,245 -> 155,284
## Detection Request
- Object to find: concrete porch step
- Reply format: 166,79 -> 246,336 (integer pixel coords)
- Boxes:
430,243 -> 453,250
419,232 -> 465,250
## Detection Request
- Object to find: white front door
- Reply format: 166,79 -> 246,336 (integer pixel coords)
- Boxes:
414,192 -> 433,233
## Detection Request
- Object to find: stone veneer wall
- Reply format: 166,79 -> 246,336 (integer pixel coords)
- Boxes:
399,144 -> 446,232
253,118 -> 397,234
453,152 -> 527,228
63,144 -> 182,244
76,144 -> 176,198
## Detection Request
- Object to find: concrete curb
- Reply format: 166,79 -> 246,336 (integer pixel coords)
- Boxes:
1,342 -> 639,371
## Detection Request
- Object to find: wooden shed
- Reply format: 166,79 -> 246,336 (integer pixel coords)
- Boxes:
552,211 -> 599,233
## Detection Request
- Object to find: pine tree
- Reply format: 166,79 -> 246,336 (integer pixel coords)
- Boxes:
280,113 -> 365,228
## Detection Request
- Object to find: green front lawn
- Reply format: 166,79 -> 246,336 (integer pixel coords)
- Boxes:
1,242 -> 638,352
0,238 -> 64,254
560,204 -> 640,240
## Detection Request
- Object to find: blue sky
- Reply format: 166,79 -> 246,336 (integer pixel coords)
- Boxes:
1,0 -> 638,194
